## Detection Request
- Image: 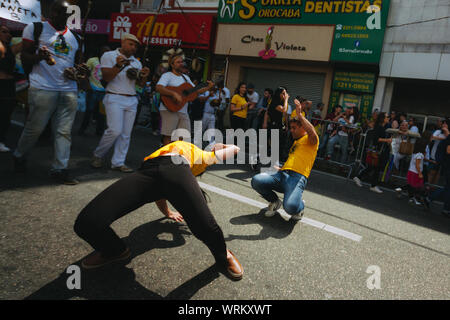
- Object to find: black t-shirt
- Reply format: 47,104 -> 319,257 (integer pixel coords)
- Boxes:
268,102 -> 283,129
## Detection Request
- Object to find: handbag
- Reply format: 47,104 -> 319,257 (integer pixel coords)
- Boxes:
365,149 -> 379,167
399,141 -> 414,155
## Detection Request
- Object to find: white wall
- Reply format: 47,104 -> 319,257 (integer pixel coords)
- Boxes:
380,0 -> 450,80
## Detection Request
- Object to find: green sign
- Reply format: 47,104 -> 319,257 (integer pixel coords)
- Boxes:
332,71 -> 375,93
329,91 -> 340,112
217,0 -> 390,63
360,94 -> 374,120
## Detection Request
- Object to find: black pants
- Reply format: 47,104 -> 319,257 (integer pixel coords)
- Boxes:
74,156 -> 228,266
357,153 -> 388,187
0,79 -> 16,144
231,115 -> 246,131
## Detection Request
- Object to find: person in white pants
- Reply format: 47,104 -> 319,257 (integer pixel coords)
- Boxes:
91,33 -> 149,172
202,86 -> 220,145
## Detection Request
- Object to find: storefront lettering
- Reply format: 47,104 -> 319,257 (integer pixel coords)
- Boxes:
304,0 -> 382,14
241,35 -> 264,43
275,42 -> 306,51
136,16 -> 179,39
239,0 -> 303,20
236,0 -> 383,20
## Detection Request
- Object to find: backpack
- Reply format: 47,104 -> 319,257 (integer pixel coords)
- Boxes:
21,22 -> 82,76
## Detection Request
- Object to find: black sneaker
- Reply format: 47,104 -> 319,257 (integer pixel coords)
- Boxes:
50,170 -> 79,185
441,210 -> 450,218
13,155 -> 27,173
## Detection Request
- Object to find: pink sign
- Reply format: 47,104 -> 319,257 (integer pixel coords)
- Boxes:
76,19 -> 111,34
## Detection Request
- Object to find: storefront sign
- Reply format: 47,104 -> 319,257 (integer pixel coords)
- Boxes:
332,71 -> 375,93
74,19 -> 110,35
109,13 -> 214,49
215,24 -> 334,62
217,0 -> 390,63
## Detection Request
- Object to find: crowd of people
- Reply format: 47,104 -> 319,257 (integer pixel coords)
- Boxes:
1,1 -> 449,285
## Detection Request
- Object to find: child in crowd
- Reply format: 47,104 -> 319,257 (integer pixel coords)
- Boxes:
406,139 -> 429,206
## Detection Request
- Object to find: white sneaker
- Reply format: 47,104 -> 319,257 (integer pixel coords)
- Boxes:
370,186 -> 383,194
265,199 -> 282,217
353,177 -> 362,187
291,200 -> 306,221
0,143 -> 10,152
279,211 -> 291,222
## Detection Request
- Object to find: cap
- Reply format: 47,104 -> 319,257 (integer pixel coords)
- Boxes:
247,83 -> 255,89
121,33 -> 141,45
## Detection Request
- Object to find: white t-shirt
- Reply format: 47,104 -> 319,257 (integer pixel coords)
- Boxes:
431,130 -> 445,160
409,152 -> 424,174
222,87 -> 230,100
338,115 -> 355,137
157,72 -> 195,114
22,22 -> 79,91
101,49 -> 142,96
247,91 -> 260,114
203,92 -> 219,115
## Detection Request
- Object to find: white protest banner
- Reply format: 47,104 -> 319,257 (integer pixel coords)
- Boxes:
0,0 -> 41,25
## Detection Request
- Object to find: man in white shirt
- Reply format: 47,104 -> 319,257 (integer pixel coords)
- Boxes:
156,54 -> 213,145
202,86 -> 221,145
13,0 -> 83,185
245,83 -> 260,130
216,80 -> 230,131
91,33 -> 149,172
428,120 -> 449,184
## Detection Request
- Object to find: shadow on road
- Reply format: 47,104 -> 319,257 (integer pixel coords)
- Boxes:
225,210 -> 297,242
24,219 -> 221,300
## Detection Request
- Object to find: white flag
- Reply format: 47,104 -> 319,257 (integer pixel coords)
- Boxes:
0,0 -> 41,25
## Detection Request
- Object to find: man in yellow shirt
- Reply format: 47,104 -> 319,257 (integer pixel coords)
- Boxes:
74,141 -> 244,280
251,98 -> 319,221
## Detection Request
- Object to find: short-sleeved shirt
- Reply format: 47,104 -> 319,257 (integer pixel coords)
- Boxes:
282,135 -> 319,178
143,141 -> 217,176
408,152 -> 424,174
157,72 -> 194,114
431,130 -> 446,160
86,57 -> 104,91
203,92 -> 219,115
231,94 -> 248,119
22,22 -> 79,91
247,91 -> 260,115
101,49 -> 142,95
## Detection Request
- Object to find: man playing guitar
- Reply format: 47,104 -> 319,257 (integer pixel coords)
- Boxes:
156,53 -> 213,146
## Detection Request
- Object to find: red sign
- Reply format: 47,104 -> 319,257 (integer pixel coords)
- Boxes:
109,13 -> 213,50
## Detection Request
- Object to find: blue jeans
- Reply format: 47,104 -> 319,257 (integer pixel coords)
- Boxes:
251,170 -> 307,215
326,134 -> 349,163
79,89 -> 105,134
14,88 -> 78,170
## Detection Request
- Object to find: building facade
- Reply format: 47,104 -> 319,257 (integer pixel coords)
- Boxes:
374,0 -> 450,130
213,0 -> 391,121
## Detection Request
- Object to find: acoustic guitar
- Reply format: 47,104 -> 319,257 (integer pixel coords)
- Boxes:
161,82 -> 209,112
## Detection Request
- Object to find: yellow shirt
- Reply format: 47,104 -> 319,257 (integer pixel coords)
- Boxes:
144,141 -> 217,176
282,135 -> 319,178
231,94 -> 248,119
290,109 -> 306,119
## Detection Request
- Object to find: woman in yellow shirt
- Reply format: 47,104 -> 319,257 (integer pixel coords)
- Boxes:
230,82 -> 249,130
74,141 -> 244,280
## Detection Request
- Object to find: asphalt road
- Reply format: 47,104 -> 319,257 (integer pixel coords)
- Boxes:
0,112 -> 449,300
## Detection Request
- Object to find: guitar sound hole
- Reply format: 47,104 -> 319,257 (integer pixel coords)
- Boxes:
182,90 -> 189,96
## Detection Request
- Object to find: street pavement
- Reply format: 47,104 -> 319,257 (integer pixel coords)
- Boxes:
0,111 -> 449,300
